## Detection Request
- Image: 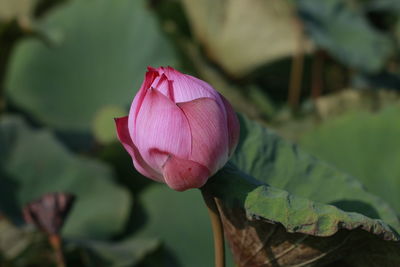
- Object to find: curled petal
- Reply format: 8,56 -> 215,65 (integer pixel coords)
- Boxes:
115,116 -> 163,181
220,94 -> 240,156
163,155 -> 210,191
178,97 -> 229,174
134,88 -> 192,173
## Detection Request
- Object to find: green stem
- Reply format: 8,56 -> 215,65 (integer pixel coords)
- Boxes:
311,50 -> 325,100
288,17 -> 305,112
201,186 -> 225,267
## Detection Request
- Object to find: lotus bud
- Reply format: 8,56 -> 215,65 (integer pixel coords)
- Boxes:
115,66 -> 239,191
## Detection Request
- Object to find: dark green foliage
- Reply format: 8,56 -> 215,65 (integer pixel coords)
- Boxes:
296,0 -> 394,73
0,116 -> 131,239
300,105 -> 400,215
5,0 -> 176,132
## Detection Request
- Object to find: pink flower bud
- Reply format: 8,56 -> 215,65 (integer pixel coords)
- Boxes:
115,66 -> 239,191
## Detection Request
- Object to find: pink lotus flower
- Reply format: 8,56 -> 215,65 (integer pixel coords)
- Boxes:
115,66 -> 239,191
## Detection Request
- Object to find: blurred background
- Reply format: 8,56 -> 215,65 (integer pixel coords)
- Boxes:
0,0 -> 400,266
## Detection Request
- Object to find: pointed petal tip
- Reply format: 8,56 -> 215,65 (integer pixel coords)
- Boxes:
143,69 -> 160,90
147,86 -> 176,105
114,116 -> 128,131
114,116 -> 126,123
114,116 -> 133,152
115,114 -> 163,182
155,74 -> 168,88
147,66 -> 158,72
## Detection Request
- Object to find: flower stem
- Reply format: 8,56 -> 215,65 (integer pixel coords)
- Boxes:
201,186 -> 225,267
311,49 -> 325,100
49,234 -> 66,267
288,17 -> 306,112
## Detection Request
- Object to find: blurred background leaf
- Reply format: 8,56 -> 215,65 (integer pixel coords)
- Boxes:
134,184 -> 234,267
296,0 -> 394,73
0,116 -> 131,239
0,218 -> 32,261
5,0 -> 177,132
66,236 -> 159,267
300,104 -> 400,215
92,105 -> 126,144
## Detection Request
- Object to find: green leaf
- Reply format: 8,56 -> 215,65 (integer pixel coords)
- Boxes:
296,0 -> 394,73
181,0 -> 302,77
232,113 -> 400,232
69,237 -> 159,267
300,104 -> 400,215
135,184 -> 234,267
313,89 -> 400,121
363,0 -> 400,12
5,0 -> 177,132
0,115 -> 131,239
0,219 -> 32,260
208,114 -> 400,266
92,105 -> 126,144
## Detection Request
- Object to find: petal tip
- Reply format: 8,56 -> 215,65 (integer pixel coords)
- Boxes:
114,116 -> 128,130
147,66 -> 158,72
114,116 -> 125,123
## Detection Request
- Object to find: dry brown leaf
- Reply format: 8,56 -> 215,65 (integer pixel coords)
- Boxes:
215,198 -> 400,267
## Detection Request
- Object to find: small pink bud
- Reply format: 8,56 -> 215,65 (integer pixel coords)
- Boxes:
115,66 -> 240,191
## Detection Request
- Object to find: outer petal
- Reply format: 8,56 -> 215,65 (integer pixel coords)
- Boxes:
220,94 -> 240,156
178,97 -> 229,174
114,116 -> 163,182
128,68 -> 159,130
134,88 -> 192,173
163,155 -> 210,191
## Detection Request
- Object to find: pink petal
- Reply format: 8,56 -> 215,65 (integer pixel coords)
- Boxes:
114,116 -> 163,182
160,67 -> 223,104
128,68 -> 159,130
151,74 -> 175,101
134,88 -> 192,173
178,97 -> 229,174
163,155 -> 210,191
220,94 -> 240,156
147,66 -> 158,73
